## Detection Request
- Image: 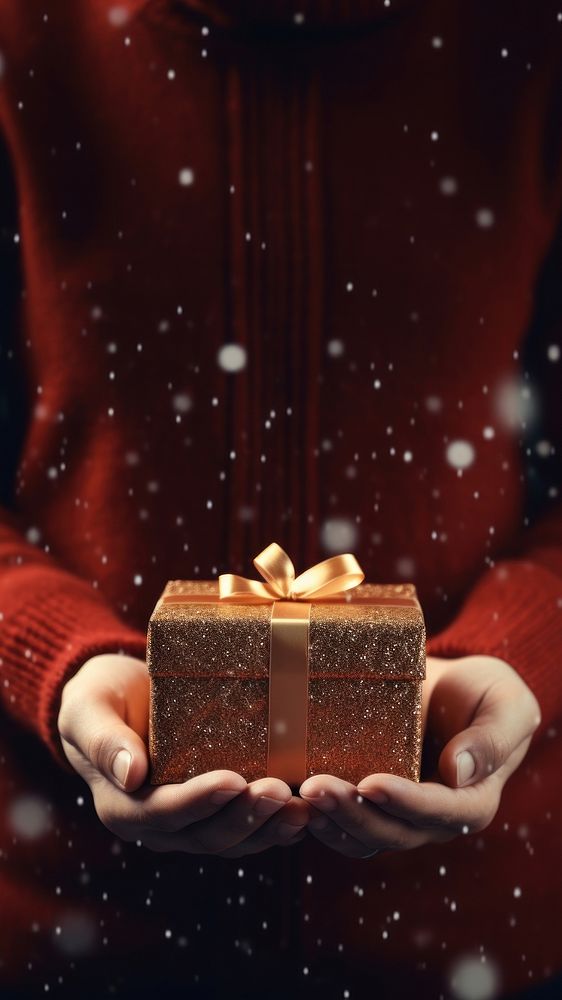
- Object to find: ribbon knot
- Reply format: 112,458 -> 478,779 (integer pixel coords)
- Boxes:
218,541 -> 365,604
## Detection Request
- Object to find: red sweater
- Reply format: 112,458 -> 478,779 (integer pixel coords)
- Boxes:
1,0 -> 561,995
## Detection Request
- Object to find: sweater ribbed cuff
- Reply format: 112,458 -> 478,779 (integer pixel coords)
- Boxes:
2,583 -> 147,775
425,558 -> 562,733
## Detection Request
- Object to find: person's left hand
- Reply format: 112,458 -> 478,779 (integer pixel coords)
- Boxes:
298,654 -> 541,859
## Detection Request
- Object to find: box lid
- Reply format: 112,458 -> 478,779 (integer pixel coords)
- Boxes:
147,580 -> 426,681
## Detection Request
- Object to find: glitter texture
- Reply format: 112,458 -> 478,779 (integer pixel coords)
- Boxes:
147,581 -> 426,789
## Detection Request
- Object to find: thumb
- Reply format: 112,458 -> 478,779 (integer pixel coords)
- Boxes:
83,703 -> 149,792
437,683 -> 540,788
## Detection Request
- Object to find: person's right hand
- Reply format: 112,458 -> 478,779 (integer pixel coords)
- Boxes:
57,653 -> 311,857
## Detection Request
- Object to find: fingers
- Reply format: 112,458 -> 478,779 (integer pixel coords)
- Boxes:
57,654 -> 151,792
356,771 -> 501,835
436,674 -> 541,789
217,826 -> 307,858
59,688 -> 150,792
92,773 -> 303,854
300,776 -> 454,857
145,797 -> 311,858
297,657 -> 542,858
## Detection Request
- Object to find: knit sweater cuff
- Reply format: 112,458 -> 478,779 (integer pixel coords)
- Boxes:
2,582 -> 147,775
425,558 -> 562,733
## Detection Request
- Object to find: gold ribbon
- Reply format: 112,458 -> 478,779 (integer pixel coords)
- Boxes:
217,540 -> 365,603
161,541 -> 416,786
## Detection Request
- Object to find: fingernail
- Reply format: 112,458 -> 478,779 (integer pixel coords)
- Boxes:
357,787 -> 388,804
210,788 -> 242,805
112,749 -> 132,787
277,821 -> 306,839
457,750 -> 476,786
301,792 -> 338,811
254,795 -> 286,816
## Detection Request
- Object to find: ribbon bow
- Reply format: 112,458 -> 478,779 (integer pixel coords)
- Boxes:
218,541 -> 365,603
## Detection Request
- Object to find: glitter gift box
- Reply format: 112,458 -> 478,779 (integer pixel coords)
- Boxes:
147,543 -> 426,790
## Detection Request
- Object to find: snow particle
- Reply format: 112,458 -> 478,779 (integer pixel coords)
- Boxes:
482,426 -> 495,440
425,395 -> 442,413
513,886 -> 522,898
396,556 -> 416,578
320,517 -> 358,554
432,36 -> 444,48
430,130 -> 439,141
403,450 -> 413,462
26,526 -> 42,545
133,574 -> 143,586
217,343 -> 247,373
52,912 -> 97,957
475,208 -> 495,229
547,344 -> 560,362
449,953 -> 500,1000
535,439 -> 553,458
178,167 -> 195,186
326,340 -> 345,358
446,440 -> 475,470
439,176 -> 458,196
8,795 -> 53,839
172,392 -> 193,414
493,375 -> 538,431
107,6 -> 131,27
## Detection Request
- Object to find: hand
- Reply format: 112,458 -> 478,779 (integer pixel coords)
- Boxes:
298,654 -> 542,859
57,653 -> 311,857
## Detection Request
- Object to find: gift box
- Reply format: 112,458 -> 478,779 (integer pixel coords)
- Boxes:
147,542 -> 426,790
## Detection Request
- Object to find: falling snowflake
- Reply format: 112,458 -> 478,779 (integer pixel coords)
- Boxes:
327,339 -> 345,358
493,375 -> 538,431
217,343 -> 247,373
320,517 -> 358,553
52,911 -> 98,957
8,794 -> 53,839
439,176 -> 458,196
449,953 -> 501,1000
107,6 -> 131,27
396,556 -> 416,578
446,440 -> 475,470
178,167 -> 195,186
425,395 -> 443,413
475,208 -> 495,228
172,392 -> 193,414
